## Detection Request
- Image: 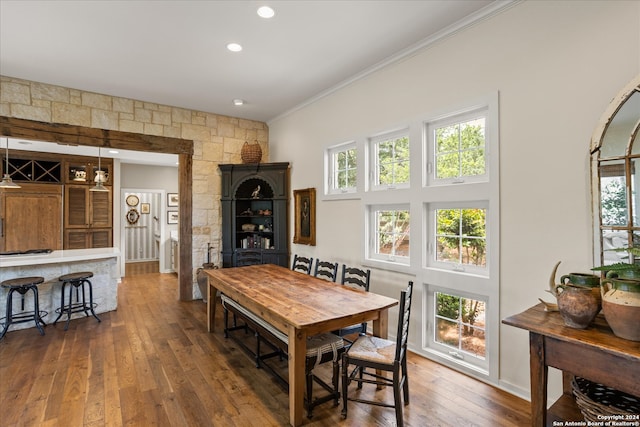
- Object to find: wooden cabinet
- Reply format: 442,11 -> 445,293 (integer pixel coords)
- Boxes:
0,183 -> 63,252
0,150 -> 113,251
64,185 -> 112,249
64,228 -> 112,249
219,163 -> 289,268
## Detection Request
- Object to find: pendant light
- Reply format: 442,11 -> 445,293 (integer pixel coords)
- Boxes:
0,138 -> 21,189
90,146 -> 109,192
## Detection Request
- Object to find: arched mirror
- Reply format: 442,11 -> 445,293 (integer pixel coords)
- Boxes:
591,75 -> 640,267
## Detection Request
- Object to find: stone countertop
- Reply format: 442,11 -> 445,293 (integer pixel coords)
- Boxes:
0,247 -> 120,268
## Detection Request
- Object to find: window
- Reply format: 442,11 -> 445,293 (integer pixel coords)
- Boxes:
356,95 -> 497,380
326,142 -> 357,195
371,130 -> 410,189
428,111 -> 487,185
368,205 -> 410,264
431,290 -> 488,368
435,207 -> 487,268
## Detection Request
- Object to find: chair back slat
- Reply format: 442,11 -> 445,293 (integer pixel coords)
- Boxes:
394,281 -> 414,362
291,254 -> 313,274
314,260 -> 339,282
341,266 -> 371,291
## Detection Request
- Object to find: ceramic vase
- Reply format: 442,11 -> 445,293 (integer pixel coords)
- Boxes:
560,273 -> 601,313
555,284 -> 600,329
601,278 -> 640,341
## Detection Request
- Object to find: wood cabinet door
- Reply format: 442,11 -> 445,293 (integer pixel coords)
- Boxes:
65,185 -> 88,227
1,183 -> 63,251
90,190 -> 112,228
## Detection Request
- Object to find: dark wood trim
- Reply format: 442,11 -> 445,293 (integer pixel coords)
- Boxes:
0,115 -> 195,301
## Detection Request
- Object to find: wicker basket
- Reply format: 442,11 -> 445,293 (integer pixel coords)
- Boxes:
241,141 -> 262,164
572,376 -> 640,422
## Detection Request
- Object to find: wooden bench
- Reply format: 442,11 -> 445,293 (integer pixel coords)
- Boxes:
220,293 -> 344,418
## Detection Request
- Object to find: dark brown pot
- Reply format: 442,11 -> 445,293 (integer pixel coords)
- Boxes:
555,284 -> 599,329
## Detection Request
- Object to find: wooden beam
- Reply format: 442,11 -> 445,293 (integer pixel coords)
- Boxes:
1,115 -> 195,301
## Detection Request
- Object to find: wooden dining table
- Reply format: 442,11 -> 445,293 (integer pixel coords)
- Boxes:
205,264 -> 398,427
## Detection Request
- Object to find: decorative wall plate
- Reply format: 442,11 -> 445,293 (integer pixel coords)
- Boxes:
126,208 -> 140,225
126,194 -> 139,206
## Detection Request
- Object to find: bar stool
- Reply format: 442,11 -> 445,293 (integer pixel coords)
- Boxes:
54,272 -> 101,331
0,276 -> 47,340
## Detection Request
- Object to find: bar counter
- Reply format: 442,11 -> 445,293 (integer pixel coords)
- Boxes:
0,248 -> 120,333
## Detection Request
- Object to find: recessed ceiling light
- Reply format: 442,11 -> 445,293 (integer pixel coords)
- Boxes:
226,42 -> 242,52
108,150 -> 119,154
257,6 -> 275,19
233,99 -> 245,106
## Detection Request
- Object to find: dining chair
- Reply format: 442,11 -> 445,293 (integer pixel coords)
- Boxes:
334,265 -> 371,339
235,250 -> 262,266
313,259 -> 339,282
341,280 -> 414,427
292,254 -> 314,274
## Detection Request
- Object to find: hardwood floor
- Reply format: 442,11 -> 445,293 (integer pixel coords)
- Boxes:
125,260 -> 159,276
0,273 -> 530,426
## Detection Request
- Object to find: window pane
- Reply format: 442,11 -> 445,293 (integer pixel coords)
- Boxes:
460,149 -> 485,176
434,292 -> 486,360
379,164 -> 393,185
600,160 -> 627,226
436,153 -> 459,179
436,318 -> 459,347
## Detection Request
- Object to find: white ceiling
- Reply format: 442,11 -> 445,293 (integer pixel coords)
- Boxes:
1,1 -> 514,166
0,0 -> 511,125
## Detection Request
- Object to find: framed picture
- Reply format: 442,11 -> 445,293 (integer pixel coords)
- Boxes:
293,187 -> 316,246
167,211 -> 179,224
167,193 -> 179,207
140,203 -> 150,214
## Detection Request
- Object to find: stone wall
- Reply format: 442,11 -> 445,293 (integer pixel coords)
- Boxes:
0,75 -> 269,283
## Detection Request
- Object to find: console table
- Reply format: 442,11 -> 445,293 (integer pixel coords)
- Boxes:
503,303 -> 640,426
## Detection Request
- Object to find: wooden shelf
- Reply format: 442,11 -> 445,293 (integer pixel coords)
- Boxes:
547,394 -> 583,426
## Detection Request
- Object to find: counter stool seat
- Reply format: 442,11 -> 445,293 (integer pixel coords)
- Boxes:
54,271 -> 101,331
0,276 -> 47,340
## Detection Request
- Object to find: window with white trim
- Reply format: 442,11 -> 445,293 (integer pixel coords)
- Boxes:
370,129 -> 410,190
428,112 -> 487,186
325,141 -> 357,195
368,204 -> 410,265
428,204 -> 488,274
427,288 -> 489,372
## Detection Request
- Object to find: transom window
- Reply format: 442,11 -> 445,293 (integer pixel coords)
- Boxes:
428,112 -> 487,185
326,142 -> 357,195
371,130 -> 410,189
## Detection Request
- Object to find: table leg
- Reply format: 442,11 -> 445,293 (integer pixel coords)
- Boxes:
207,281 -> 217,332
288,325 -> 306,427
372,309 -> 389,389
529,332 -> 547,427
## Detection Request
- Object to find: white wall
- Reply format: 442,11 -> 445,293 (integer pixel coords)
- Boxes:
268,1 -> 640,400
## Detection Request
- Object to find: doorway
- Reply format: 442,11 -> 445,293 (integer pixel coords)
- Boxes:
122,189 -> 164,276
